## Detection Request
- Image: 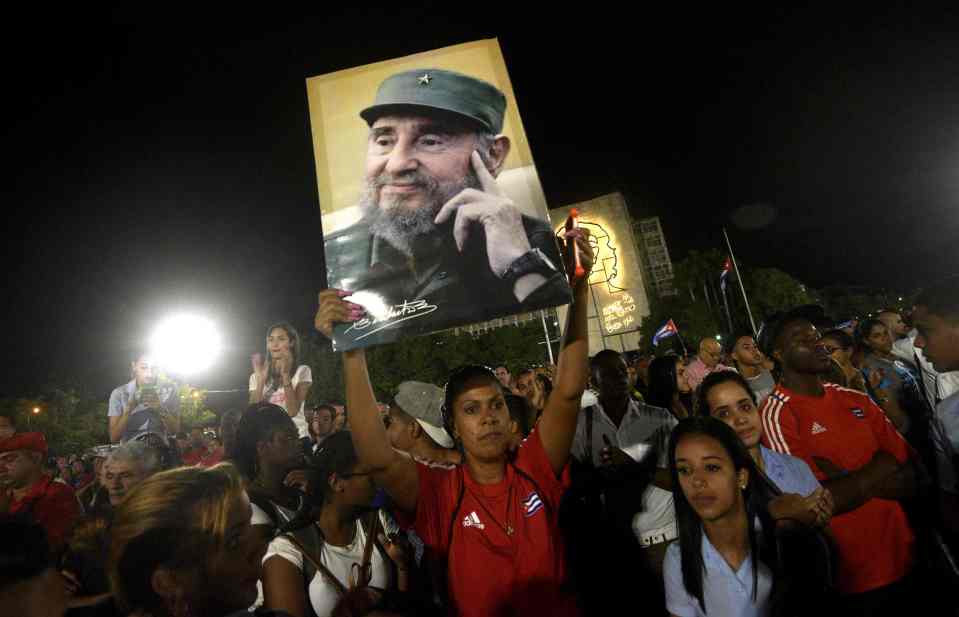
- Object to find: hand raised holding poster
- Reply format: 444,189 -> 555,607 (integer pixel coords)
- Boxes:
308,40 -> 571,350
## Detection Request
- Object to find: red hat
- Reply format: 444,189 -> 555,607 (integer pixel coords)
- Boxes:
0,432 -> 48,455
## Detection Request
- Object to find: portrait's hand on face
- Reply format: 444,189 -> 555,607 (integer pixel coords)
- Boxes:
315,289 -> 364,339
434,151 -> 531,276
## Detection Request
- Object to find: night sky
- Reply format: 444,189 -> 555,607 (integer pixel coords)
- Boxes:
4,6 -> 958,399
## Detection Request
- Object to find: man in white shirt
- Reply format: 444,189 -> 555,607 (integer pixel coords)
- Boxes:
571,349 -> 677,576
912,277 -> 959,540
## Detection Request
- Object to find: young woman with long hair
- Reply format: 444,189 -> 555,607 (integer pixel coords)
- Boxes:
697,370 -> 833,527
647,355 -> 694,419
664,416 -> 780,617
250,323 -> 313,443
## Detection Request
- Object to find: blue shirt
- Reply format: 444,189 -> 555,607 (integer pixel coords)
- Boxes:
760,446 -> 821,497
664,533 -> 773,617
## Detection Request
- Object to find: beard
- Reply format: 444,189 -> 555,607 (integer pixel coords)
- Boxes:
359,168 -> 481,256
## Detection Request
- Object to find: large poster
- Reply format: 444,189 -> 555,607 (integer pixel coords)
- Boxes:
551,193 -> 650,356
307,39 -> 571,350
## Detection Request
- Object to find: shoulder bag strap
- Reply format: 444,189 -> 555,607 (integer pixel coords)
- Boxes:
585,405 -> 595,466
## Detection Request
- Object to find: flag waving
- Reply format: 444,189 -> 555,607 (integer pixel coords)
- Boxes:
653,319 -> 679,347
720,256 -> 733,292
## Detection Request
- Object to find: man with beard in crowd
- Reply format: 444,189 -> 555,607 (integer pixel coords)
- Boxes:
324,68 -> 568,345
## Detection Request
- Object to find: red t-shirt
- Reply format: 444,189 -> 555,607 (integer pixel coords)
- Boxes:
761,383 -> 915,594
10,475 -> 80,550
181,447 -> 206,466
398,429 -> 578,617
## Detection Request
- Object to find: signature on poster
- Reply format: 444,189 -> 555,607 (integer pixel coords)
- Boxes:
345,299 -> 440,341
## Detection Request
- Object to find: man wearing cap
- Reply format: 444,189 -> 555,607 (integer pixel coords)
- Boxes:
384,381 -> 462,466
0,432 -> 80,550
325,68 -> 568,345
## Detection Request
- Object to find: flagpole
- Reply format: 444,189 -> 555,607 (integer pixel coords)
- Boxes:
723,227 -> 758,337
540,310 -> 555,365
720,285 -> 734,335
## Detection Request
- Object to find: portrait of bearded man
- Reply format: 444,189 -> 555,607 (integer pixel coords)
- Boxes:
324,68 -> 569,348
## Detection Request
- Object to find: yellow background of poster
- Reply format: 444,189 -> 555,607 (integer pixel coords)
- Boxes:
306,38 -> 542,232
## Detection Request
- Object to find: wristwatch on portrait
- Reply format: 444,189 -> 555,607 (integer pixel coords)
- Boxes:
501,248 -> 558,285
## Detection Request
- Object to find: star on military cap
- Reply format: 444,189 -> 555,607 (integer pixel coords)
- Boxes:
360,68 -> 507,133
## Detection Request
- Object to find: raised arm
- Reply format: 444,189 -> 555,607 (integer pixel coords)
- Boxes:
315,290 -> 419,514
537,229 -> 593,476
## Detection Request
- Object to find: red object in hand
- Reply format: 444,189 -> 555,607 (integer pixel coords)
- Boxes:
565,209 -> 586,279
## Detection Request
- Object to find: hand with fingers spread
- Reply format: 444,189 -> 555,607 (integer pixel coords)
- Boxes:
433,151 -> 532,278
315,289 -> 366,339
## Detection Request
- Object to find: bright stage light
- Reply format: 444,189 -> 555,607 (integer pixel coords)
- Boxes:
149,314 -> 221,375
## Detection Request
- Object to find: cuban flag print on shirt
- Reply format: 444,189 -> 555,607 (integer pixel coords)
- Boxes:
524,491 -> 544,518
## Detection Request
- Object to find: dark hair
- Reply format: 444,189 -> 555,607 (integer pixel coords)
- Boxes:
646,355 -> 683,410
264,322 -> 301,389
308,405 -> 336,441
820,329 -> 853,351
232,403 -> 296,480
589,349 -> 624,384
757,305 -> 826,359
725,331 -> 754,355
696,370 -> 757,415
0,514 -> 52,589
916,276 -> 959,322
504,394 -> 534,437
854,318 -> 886,356
668,417 -> 777,613
536,373 -> 553,399
218,409 -> 243,462
306,432 -> 359,506
441,365 -> 502,440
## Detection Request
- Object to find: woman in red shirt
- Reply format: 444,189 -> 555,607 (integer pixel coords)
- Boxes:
315,230 -> 592,617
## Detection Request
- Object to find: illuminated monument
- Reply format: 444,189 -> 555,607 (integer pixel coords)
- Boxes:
551,192 -> 655,355
451,190 -> 674,359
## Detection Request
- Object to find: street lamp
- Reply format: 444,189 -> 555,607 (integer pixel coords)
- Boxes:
32,407 -> 40,415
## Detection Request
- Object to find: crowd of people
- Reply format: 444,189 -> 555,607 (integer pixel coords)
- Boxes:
6,198 -> 959,617
2,221 -> 957,617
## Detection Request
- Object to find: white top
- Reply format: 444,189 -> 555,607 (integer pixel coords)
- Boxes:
572,398 -> 678,542
250,364 -> 313,438
251,503 -> 393,617
934,390 -> 959,494
892,332 -> 959,405
664,534 -> 773,617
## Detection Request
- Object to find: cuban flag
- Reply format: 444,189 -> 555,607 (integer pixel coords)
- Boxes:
720,256 -> 733,292
524,491 -> 544,518
653,319 -> 679,347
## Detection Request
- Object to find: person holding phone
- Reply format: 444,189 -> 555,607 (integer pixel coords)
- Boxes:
250,323 -> 313,444
107,352 -> 180,443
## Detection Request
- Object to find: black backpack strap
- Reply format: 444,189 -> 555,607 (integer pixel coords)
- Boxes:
585,405 -> 595,466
